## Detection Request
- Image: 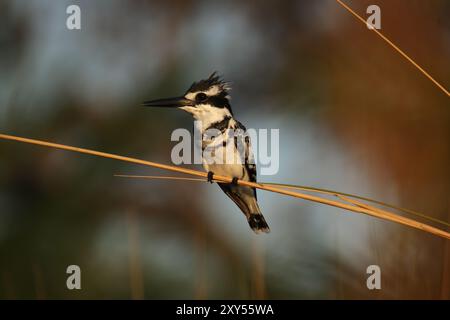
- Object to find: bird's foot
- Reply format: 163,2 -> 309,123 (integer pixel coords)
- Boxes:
231,177 -> 239,185
207,171 -> 215,183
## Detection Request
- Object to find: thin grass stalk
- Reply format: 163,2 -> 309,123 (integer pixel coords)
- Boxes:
335,0 -> 450,97
337,195 -> 450,240
1,133 -> 449,240
114,175 -> 450,229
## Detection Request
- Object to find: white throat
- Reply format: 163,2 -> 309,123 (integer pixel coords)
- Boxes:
181,104 -> 232,130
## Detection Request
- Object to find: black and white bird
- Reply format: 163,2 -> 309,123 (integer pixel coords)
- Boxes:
143,72 -> 269,234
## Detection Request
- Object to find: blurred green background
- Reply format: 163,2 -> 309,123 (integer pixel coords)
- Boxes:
0,0 -> 449,299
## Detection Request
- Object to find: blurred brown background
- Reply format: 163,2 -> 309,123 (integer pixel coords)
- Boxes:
0,0 -> 449,299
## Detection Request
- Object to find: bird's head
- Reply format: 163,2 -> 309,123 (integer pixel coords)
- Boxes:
143,72 -> 233,123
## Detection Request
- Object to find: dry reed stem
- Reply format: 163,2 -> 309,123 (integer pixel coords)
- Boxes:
114,175 -> 450,229
1,133 -> 449,240
337,195 -> 450,240
335,0 -> 450,97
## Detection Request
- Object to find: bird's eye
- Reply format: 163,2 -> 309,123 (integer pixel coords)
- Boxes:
195,93 -> 208,102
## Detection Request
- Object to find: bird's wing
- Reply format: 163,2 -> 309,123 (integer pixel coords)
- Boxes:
232,120 -> 258,198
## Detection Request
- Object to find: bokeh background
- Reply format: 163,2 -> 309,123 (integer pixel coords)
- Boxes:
0,0 -> 449,299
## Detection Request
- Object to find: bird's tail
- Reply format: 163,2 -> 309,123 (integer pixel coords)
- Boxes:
247,213 -> 270,234
217,183 -> 270,234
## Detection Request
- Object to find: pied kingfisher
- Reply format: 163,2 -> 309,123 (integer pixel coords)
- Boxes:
143,72 -> 269,234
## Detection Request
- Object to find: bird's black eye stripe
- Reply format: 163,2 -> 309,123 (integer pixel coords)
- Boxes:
195,92 -> 208,102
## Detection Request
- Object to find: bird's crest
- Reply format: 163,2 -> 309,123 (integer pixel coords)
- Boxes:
187,72 -> 231,94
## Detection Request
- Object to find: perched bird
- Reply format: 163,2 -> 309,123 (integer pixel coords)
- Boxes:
143,72 -> 269,233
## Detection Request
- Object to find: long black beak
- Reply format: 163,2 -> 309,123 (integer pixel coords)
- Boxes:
142,96 -> 193,108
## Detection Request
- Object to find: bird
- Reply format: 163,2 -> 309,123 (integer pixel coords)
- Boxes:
142,72 -> 269,234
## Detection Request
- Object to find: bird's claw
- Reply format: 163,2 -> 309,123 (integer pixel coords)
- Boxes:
207,171 -> 214,183
231,177 -> 239,185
